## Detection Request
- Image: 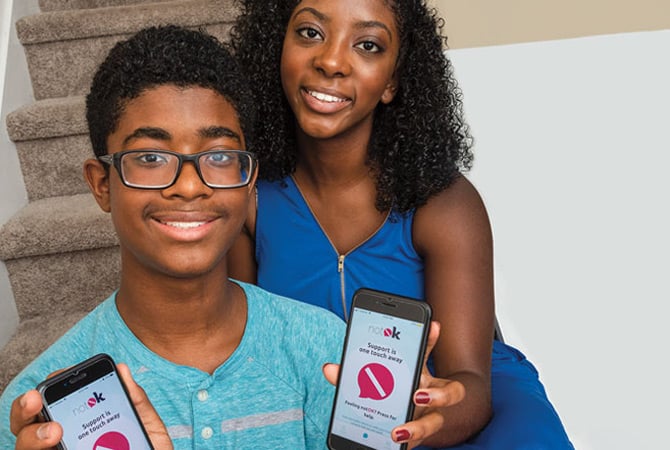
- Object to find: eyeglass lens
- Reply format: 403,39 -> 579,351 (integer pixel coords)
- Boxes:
120,150 -> 252,188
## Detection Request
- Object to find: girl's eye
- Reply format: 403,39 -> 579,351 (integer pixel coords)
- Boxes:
297,26 -> 323,41
355,41 -> 382,53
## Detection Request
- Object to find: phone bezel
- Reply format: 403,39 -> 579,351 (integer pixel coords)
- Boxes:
36,353 -> 154,450
327,288 -> 432,450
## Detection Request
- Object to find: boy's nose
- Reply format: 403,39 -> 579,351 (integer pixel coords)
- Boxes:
163,160 -> 211,198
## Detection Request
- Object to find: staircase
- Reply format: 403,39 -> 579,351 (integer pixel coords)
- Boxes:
0,0 -> 239,393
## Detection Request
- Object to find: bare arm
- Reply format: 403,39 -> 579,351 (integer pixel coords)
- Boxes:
227,190 -> 258,283
410,175 -> 494,446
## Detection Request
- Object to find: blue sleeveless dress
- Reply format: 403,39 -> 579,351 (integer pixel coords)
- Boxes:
256,177 -> 573,449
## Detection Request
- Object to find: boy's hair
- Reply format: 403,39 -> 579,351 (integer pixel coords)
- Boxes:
230,0 -> 473,213
86,25 -> 256,158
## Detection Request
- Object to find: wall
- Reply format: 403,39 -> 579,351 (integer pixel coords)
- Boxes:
431,0 -> 670,49
430,1 -> 669,448
0,0 -> 39,347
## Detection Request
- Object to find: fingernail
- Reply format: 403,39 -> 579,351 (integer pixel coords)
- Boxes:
19,394 -> 27,408
415,391 -> 430,404
395,429 -> 411,442
36,423 -> 51,440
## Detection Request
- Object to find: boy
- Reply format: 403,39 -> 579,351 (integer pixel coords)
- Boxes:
0,25 -> 344,449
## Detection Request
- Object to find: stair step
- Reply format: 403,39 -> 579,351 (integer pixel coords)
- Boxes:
0,308 -> 94,392
7,96 -> 91,201
5,245 -> 120,322
40,0 -> 173,12
6,95 -> 86,142
16,0 -> 239,100
0,193 -> 117,261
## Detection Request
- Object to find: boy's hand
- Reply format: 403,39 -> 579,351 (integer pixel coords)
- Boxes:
10,389 -> 61,449
322,321 -> 466,450
10,364 -> 173,450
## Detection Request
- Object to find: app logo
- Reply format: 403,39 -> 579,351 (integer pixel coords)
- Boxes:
357,363 -> 395,400
368,325 -> 401,340
93,431 -> 130,450
72,392 -> 106,416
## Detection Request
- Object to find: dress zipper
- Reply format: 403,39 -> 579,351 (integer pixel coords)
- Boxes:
291,175 -> 390,322
337,254 -> 347,321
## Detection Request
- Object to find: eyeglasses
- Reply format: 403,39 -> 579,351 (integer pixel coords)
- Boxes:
98,149 -> 256,189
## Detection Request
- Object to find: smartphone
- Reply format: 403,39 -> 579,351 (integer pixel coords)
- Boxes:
37,353 -> 154,450
328,288 -> 432,450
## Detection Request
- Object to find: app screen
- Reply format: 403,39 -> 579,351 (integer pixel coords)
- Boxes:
46,371 -> 151,450
331,307 -> 426,449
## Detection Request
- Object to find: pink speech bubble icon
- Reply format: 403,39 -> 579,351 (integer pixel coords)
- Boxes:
93,431 -> 130,450
357,363 -> 395,400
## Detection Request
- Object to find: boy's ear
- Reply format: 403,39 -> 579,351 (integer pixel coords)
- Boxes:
83,158 -> 111,213
246,161 -> 259,195
381,75 -> 398,105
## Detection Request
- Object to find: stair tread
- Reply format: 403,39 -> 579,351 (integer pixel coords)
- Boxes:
40,0 -> 174,12
6,96 -> 86,142
0,193 -> 117,260
18,0 -> 238,44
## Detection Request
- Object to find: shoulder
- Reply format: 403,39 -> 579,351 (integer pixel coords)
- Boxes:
245,282 -> 345,330
413,175 -> 492,255
0,297 -> 118,404
0,299 -> 117,431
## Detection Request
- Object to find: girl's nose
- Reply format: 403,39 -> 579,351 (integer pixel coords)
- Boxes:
313,39 -> 351,78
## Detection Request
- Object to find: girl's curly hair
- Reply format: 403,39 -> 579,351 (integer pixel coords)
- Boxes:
230,0 -> 473,212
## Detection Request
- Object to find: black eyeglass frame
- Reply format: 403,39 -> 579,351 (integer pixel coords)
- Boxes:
97,149 -> 257,190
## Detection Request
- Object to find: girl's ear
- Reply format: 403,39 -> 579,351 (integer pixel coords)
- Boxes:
381,75 -> 398,104
83,158 -> 111,213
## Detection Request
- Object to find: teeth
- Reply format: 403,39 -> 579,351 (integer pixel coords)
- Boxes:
309,90 -> 347,103
163,221 -> 206,229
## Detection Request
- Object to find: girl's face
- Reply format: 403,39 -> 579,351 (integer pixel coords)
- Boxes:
281,0 -> 400,142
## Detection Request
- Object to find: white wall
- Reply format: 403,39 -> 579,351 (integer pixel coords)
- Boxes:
0,0 -> 39,347
449,30 -> 669,450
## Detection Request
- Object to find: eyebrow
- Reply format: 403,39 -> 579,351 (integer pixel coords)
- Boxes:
122,127 -> 170,147
354,20 -> 393,42
291,7 -> 393,42
122,126 -> 241,147
199,126 -> 241,142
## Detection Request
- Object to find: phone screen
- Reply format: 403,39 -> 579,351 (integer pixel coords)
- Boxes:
329,305 -> 428,450
40,356 -> 152,450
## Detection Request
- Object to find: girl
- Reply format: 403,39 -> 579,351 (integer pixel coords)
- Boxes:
229,0 -> 573,448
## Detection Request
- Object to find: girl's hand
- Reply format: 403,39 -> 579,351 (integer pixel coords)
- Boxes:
392,321 -> 466,449
323,321 -> 466,449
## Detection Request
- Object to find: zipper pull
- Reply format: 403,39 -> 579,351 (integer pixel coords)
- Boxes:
337,254 -> 345,273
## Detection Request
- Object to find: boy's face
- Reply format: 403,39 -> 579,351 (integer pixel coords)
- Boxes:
85,85 -> 255,279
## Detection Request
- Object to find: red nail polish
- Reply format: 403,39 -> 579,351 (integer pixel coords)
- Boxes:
415,391 -> 430,404
395,429 -> 410,441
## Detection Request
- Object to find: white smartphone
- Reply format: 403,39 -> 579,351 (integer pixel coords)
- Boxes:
36,353 -> 153,450
328,288 -> 432,450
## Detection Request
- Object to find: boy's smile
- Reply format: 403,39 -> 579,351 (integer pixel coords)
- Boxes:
85,85 -> 255,280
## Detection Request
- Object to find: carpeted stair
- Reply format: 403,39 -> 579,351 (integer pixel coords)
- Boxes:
0,0 -> 239,394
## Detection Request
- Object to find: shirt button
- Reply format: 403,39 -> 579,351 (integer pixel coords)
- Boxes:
201,427 -> 213,439
197,389 -> 209,402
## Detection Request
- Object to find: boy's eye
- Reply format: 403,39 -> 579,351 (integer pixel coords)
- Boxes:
297,26 -> 323,41
204,151 -> 233,167
133,152 -> 170,167
355,41 -> 382,53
